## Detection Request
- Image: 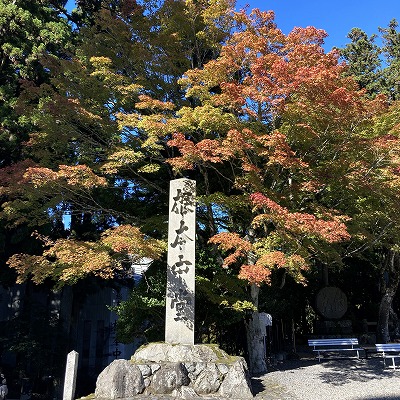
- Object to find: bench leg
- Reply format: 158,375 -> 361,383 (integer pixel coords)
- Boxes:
393,357 -> 396,370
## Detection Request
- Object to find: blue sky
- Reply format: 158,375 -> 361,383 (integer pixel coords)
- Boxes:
65,0 -> 400,51
236,0 -> 400,51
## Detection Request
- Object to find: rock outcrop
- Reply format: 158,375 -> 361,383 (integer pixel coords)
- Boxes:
95,343 -> 253,399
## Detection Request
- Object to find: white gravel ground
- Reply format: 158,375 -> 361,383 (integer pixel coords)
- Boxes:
77,353 -> 400,400
253,356 -> 400,400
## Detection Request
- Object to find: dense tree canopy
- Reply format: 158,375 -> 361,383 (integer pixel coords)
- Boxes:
2,0 -> 400,376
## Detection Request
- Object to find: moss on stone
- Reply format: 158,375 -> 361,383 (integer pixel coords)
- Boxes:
77,393 -> 95,400
202,343 -> 240,363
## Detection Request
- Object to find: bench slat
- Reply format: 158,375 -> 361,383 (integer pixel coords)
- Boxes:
308,338 -> 362,362
375,344 -> 400,370
308,339 -> 359,345
312,348 -> 363,352
376,344 -> 400,351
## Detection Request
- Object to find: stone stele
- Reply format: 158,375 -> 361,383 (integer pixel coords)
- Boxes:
165,178 -> 196,345
63,350 -> 78,400
95,343 -> 254,399
316,286 -> 348,319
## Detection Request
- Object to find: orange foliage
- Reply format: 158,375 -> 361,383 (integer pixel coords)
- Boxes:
47,239 -> 116,281
7,7 -> 386,292
250,192 -> 350,243
208,192 -> 349,286
258,130 -> 308,168
209,232 -> 252,267
135,95 -> 175,111
7,239 -> 116,284
238,264 -> 272,285
238,252 -> 308,286
257,250 -> 287,268
167,11 -> 365,178
167,133 -> 236,169
7,254 -> 55,285
24,167 -> 58,186
209,230 -> 311,286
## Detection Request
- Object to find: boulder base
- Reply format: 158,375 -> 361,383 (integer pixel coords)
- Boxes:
95,343 -> 253,399
95,359 -> 144,399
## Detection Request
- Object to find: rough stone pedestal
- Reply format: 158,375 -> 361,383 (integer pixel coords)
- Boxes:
95,343 -> 253,399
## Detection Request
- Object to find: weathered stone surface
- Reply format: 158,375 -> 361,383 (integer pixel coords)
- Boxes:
95,359 -> 144,399
137,364 -> 151,378
150,364 -> 161,374
316,286 -> 347,319
184,362 -> 197,374
143,377 -> 151,388
217,363 -> 229,375
63,350 -> 79,400
150,362 -> 189,394
192,363 -> 222,394
165,178 -> 196,345
95,344 -> 253,399
218,358 -> 253,399
172,386 -> 200,399
132,343 -> 230,363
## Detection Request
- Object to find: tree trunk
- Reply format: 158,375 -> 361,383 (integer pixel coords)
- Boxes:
377,250 -> 400,343
390,307 -> 400,339
245,284 -> 267,374
377,289 -> 396,343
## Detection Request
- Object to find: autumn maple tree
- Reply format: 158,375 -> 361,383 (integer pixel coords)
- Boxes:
3,0 -> 400,376
146,9 -> 389,372
151,7 -> 400,370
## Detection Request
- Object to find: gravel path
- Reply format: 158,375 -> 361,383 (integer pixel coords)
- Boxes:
253,357 -> 400,399
81,354 -> 400,400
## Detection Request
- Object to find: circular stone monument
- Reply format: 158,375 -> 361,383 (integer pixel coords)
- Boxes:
316,286 -> 348,319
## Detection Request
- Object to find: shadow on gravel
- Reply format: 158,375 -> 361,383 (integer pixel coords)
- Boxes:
261,357 -> 396,373
263,359 -> 317,372
250,358 -> 400,399
250,360 -> 316,395
253,357 -> 399,387
317,358 -> 397,385
250,374 -> 292,399
250,376 -> 265,395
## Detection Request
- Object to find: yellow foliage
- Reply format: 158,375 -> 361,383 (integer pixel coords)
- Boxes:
25,165 -> 107,189
7,225 -> 166,286
89,56 -> 113,69
137,164 -> 160,173
101,149 -> 145,174
101,225 -> 166,261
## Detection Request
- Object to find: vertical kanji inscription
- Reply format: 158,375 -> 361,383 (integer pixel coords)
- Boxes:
165,179 -> 195,345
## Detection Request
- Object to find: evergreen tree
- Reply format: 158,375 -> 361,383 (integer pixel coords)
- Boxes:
339,28 -> 382,97
0,0 -> 72,166
379,19 -> 400,100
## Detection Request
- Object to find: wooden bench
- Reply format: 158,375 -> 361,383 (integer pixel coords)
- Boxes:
308,338 -> 364,362
375,344 -> 400,369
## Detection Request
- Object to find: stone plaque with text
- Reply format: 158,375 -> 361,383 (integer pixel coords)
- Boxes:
165,179 -> 196,345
